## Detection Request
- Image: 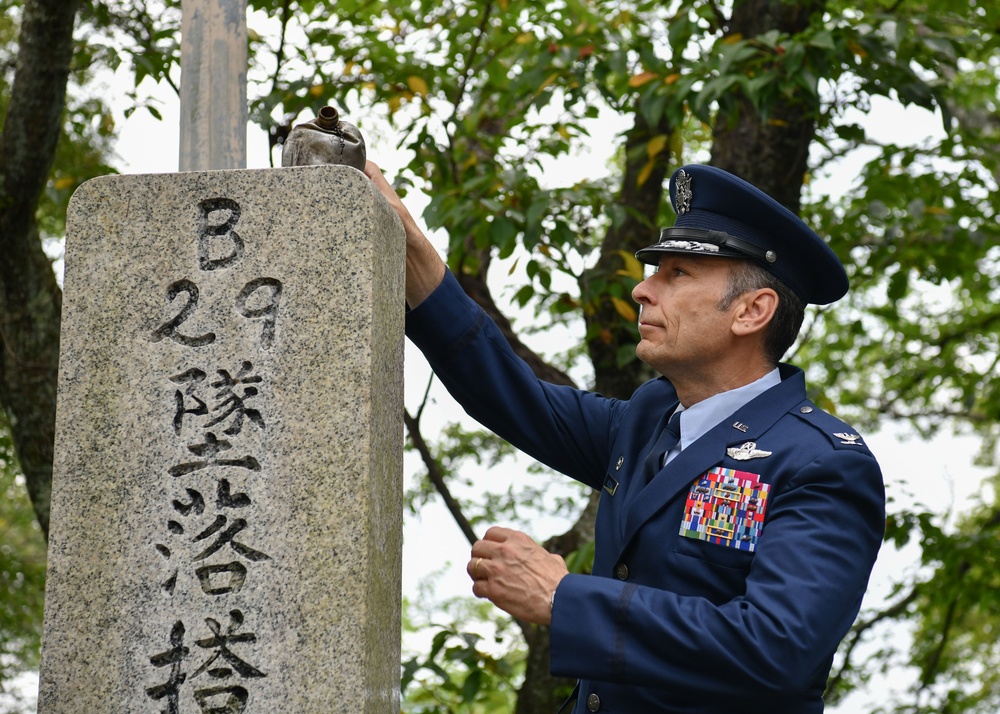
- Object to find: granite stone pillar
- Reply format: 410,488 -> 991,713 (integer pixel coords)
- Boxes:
38,165 -> 404,712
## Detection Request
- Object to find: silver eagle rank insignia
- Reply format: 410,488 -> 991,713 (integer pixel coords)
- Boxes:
834,432 -> 864,446
726,441 -> 772,461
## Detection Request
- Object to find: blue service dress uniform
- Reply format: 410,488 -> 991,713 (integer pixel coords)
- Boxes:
406,270 -> 885,714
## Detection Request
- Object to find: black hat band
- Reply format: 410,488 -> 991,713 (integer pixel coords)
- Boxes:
640,227 -> 778,266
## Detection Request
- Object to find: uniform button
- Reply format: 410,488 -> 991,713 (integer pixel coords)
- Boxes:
587,693 -> 601,711
800,406 -> 814,414
614,563 -> 629,580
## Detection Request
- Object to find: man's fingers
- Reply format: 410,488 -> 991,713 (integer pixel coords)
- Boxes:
363,160 -> 383,180
467,556 -> 488,580
483,525 -> 516,542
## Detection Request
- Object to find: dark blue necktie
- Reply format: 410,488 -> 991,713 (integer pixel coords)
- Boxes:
642,410 -> 682,485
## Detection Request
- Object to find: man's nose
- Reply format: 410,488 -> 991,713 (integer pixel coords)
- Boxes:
632,277 -> 652,304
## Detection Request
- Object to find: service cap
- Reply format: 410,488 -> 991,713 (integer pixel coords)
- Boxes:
635,164 -> 848,304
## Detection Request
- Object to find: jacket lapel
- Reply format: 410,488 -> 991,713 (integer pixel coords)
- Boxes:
617,397 -> 681,533
619,367 -> 806,552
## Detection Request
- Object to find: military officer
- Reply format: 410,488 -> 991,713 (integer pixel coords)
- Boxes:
364,161 -> 885,713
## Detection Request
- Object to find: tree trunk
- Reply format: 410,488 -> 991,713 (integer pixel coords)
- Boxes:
584,109 -> 672,399
515,624 -> 572,714
710,0 -> 825,210
0,0 -> 80,539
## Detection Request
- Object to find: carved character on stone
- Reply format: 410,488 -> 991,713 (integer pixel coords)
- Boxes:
281,105 -> 367,171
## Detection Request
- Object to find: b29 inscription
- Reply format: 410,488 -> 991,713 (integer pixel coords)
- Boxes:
150,197 -> 283,350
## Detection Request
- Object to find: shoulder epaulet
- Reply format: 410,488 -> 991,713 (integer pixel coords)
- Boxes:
791,400 -> 874,455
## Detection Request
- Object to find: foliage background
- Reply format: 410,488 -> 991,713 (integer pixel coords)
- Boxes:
2,0 -> 1000,712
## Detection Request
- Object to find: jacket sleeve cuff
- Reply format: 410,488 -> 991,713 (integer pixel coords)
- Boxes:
405,269 -> 486,359
550,573 -> 634,680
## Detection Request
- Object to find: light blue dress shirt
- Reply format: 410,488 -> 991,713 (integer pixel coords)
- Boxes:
663,368 -> 781,467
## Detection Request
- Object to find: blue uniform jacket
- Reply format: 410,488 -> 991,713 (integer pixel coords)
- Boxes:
406,271 -> 885,714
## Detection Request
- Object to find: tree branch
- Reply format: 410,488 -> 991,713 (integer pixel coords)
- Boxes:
403,408 -> 479,547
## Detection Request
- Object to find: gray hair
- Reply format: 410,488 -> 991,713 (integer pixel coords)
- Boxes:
717,261 -> 805,365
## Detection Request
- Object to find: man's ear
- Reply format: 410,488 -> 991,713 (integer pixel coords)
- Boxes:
731,288 -> 778,337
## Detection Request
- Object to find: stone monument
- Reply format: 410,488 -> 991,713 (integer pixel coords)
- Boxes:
37,164 -> 405,712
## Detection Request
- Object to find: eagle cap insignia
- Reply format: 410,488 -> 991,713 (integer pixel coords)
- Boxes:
726,441 -> 772,461
834,432 -> 863,446
674,169 -> 693,215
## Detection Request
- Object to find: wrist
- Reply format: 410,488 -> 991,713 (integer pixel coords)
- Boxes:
404,248 -> 446,308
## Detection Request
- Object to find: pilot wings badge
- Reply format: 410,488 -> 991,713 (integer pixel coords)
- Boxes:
834,432 -> 864,446
726,441 -> 772,461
